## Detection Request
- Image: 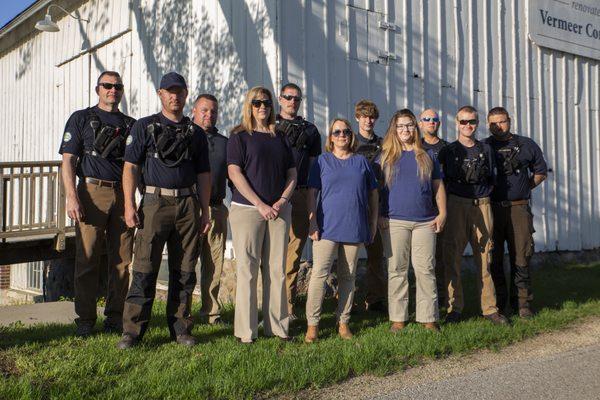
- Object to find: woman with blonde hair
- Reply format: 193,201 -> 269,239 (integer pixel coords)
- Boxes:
227,86 -> 297,343
377,109 -> 447,332
304,118 -> 379,343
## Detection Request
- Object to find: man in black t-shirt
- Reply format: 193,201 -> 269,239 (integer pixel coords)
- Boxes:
117,72 -> 211,349
276,83 -> 322,319
59,71 -> 135,337
438,106 -> 507,325
485,107 -> 547,318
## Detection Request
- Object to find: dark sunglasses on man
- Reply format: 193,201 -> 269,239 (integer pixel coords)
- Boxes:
332,128 -> 352,137
281,94 -> 302,102
98,82 -> 124,91
458,119 -> 478,126
251,99 -> 273,108
421,117 -> 440,123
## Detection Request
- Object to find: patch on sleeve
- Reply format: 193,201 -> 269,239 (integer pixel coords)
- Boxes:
63,132 -> 72,142
126,136 -> 133,146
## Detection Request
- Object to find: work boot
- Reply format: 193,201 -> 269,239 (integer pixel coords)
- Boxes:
484,312 -> 509,325
390,321 -> 406,333
75,321 -> 95,337
175,334 -> 197,347
444,311 -> 462,324
338,323 -> 353,340
304,325 -> 319,344
421,322 -> 440,332
519,307 -> 535,319
103,320 -> 123,334
116,333 -> 139,349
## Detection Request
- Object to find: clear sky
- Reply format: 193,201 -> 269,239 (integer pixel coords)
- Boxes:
0,1 -> 36,29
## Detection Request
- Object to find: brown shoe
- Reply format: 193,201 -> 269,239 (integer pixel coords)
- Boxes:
421,322 -> 440,332
519,307 -> 535,319
483,312 -> 509,325
338,323 -> 353,340
390,321 -> 406,333
304,325 -> 319,344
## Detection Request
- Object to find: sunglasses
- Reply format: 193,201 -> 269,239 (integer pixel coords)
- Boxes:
98,83 -> 124,91
281,94 -> 302,102
251,99 -> 272,108
458,119 -> 478,126
332,129 -> 352,137
421,117 -> 440,123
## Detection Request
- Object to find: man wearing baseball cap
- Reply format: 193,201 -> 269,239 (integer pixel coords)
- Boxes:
117,72 -> 212,348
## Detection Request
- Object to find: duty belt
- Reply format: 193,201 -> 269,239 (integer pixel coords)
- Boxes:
145,185 -> 196,197
84,177 -> 121,188
493,199 -> 529,207
450,194 -> 490,206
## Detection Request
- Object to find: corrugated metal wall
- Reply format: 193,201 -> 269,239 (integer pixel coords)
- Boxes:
0,0 -> 598,252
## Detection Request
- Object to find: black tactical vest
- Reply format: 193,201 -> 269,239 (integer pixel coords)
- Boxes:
146,115 -> 195,168
84,108 -> 134,160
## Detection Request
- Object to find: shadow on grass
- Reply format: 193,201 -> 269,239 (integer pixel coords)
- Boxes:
2,262 -> 600,350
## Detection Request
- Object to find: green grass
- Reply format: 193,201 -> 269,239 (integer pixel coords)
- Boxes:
2,262 -> 600,399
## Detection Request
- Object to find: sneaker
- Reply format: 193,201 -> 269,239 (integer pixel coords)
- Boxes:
444,311 -> 462,324
116,333 -> 138,349
483,312 -> 509,325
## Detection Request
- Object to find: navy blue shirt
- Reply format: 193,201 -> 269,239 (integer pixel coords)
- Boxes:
59,106 -> 135,181
378,150 -> 442,222
124,113 -> 210,189
276,115 -> 322,187
308,152 -> 378,244
421,137 -> 448,159
485,134 -> 547,202
227,130 -> 295,206
204,127 -> 229,205
438,140 -> 497,199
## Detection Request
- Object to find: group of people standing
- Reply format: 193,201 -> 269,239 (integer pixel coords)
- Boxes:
59,70 -> 547,348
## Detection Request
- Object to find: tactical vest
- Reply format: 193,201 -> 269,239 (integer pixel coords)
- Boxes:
146,115 -> 195,168
445,141 -> 490,184
496,135 -> 523,176
356,136 -> 383,163
84,108 -> 134,160
275,117 -> 309,151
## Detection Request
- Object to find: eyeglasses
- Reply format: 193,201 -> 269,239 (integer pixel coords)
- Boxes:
332,129 -> 352,137
251,99 -> 272,108
458,119 -> 478,126
421,117 -> 440,123
396,123 -> 416,131
281,94 -> 302,102
98,83 -> 124,91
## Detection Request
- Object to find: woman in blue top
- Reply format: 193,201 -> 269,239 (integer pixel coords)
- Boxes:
377,109 -> 447,332
304,118 -> 379,342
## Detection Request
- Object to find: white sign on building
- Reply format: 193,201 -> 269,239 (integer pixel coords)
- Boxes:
529,0 -> 600,60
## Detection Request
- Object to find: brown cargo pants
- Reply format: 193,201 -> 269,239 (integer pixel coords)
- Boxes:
443,195 -> 499,316
490,203 -> 535,312
75,181 -> 133,327
199,203 -> 228,323
122,193 -> 201,339
284,188 -> 310,315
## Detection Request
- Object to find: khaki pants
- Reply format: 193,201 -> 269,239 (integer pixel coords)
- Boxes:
75,182 -> 133,327
199,203 -> 229,323
443,195 -> 498,316
305,240 -> 361,326
122,193 -> 200,339
230,203 -> 291,341
364,230 -> 387,305
381,219 -> 439,323
284,188 -> 310,315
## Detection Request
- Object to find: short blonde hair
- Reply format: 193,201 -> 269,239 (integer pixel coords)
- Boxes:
325,118 -> 358,153
232,86 -> 275,135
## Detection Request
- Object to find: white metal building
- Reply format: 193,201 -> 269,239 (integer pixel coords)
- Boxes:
0,0 -> 599,258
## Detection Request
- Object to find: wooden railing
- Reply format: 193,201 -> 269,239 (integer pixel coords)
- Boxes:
0,161 -> 74,251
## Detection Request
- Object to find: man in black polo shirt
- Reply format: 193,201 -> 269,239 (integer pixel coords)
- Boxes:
438,106 -> 507,325
117,72 -> 211,349
485,107 -> 547,318
59,71 -> 135,337
192,93 -> 229,325
276,83 -> 322,319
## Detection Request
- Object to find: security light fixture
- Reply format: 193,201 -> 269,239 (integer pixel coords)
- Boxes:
35,4 -> 89,32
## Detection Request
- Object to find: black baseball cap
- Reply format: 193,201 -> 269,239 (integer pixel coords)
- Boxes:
159,72 -> 187,90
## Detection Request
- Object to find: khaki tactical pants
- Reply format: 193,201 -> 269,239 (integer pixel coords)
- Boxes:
199,203 -> 228,323
443,195 -> 498,316
122,193 -> 200,339
490,203 -> 535,312
381,219 -> 439,323
230,203 -> 291,341
75,181 -> 133,327
284,188 -> 310,315
305,239 -> 361,326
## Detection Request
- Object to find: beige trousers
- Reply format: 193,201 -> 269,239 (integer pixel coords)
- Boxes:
230,203 -> 291,340
381,219 -> 439,323
284,188 -> 310,315
305,239 -> 362,326
199,203 -> 229,323
443,195 -> 498,316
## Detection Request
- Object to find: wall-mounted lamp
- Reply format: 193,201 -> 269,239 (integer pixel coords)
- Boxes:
35,4 -> 89,32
